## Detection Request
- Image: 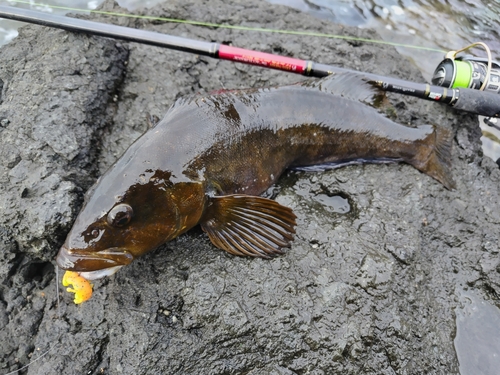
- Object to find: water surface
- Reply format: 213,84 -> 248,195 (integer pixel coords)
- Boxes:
455,289 -> 500,375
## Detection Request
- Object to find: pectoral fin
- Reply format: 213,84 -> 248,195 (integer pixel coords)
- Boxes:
200,195 -> 297,258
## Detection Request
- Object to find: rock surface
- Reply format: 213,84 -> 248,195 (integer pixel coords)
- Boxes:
1,1 -> 499,374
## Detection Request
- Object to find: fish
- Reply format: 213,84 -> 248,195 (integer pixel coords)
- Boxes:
56,72 -> 454,282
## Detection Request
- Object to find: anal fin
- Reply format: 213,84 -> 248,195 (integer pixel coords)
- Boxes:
200,195 -> 297,258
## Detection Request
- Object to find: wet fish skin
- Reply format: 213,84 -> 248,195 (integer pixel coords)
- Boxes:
56,73 -> 454,277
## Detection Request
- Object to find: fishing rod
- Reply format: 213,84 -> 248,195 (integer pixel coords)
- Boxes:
0,5 -> 499,117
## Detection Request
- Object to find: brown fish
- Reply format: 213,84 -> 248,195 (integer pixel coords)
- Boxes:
56,72 -> 454,281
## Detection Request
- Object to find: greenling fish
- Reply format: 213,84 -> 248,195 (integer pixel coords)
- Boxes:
56,72 -> 454,281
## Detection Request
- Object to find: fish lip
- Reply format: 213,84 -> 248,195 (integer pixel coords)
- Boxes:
79,266 -> 123,281
56,245 -> 134,273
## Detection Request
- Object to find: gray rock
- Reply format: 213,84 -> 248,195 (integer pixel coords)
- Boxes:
0,0 -> 499,374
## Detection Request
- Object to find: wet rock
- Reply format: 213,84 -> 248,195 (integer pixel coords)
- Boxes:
0,22 -> 128,265
0,0 -> 499,374
0,9 -> 128,374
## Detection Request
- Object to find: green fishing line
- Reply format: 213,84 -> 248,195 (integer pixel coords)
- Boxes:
7,0 -> 446,53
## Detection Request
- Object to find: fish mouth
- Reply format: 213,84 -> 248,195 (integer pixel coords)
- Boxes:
56,245 -> 134,275
79,266 -> 124,280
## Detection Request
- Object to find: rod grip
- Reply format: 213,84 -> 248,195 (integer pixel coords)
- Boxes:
453,88 -> 500,117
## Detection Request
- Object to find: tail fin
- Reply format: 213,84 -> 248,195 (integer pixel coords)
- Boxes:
412,125 -> 455,189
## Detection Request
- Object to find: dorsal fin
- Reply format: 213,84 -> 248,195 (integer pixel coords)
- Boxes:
169,93 -> 198,109
299,72 -> 387,107
166,72 -> 387,116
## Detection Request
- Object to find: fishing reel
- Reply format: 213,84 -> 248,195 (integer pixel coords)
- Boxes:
432,43 -> 500,129
432,43 -> 500,165
432,42 -> 500,93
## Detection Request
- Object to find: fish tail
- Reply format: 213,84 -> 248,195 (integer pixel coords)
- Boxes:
411,125 -> 455,189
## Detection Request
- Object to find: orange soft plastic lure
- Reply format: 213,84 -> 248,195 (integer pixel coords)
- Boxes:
62,271 -> 93,304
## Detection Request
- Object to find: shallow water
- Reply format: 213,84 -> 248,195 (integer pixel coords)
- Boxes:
455,289 -> 500,375
270,0 -> 500,81
313,193 -> 350,213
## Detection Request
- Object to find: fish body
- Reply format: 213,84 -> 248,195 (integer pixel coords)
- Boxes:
56,73 -> 454,279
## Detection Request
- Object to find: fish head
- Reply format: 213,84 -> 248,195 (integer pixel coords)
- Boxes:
56,168 -> 206,280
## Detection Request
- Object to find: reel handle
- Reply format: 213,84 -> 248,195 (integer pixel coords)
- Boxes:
453,87 -> 500,117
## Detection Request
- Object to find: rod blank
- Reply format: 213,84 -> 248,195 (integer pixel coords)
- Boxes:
0,5 -> 499,117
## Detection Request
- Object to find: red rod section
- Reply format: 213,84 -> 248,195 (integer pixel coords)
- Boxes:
218,45 -> 308,74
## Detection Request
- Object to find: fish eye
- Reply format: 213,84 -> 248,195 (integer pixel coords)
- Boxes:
91,229 -> 100,238
107,203 -> 134,227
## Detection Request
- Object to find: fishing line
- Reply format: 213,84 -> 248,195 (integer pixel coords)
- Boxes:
6,0 -> 446,53
2,344 -> 57,375
2,265 -> 68,374
1,4 -> 499,117
55,262 -> 60,317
